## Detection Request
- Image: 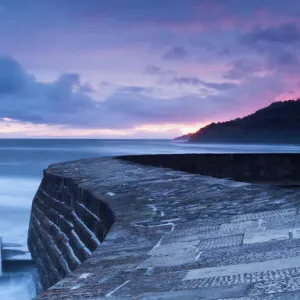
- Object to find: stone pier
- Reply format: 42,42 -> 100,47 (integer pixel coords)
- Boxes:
28,154 -> 300,299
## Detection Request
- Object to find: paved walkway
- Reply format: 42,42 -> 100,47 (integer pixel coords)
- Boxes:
37,157 -> 300,299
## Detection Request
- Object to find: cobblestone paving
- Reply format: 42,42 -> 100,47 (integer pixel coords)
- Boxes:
35,156 -> 300,299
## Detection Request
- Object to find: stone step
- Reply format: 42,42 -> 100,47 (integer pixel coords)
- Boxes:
1,236 -> 31,262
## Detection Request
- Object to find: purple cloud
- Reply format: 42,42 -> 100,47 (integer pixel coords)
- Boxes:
145,65 -> 161,75
163,47 -> 188,61
242,23 -> 300,44
79,83 -> 95,93
117,86 -> 155,94
272,51 -> 300,66
0,56 -> 289,132
145,65 -> 175,76
224,59 -> 263,79
170,76 -> 237,90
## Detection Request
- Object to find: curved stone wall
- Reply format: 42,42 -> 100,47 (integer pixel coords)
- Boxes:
120,153 -> 300,185
27,154 -> 300,299
28,171 -> 114,289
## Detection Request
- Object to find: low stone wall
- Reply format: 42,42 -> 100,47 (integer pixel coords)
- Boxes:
119,154 -> 300,184
28,171 -> 114,289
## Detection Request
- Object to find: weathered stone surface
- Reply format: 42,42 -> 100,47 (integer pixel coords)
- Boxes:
243,229 -> 290,244
184,256 -> 300,281
198,234 -> 244,250
231,208 -> 296,223
27,154 -> 300,299
139,284 -> 248,300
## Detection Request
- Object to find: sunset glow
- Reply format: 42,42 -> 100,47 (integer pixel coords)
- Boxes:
0,118 -> 208,139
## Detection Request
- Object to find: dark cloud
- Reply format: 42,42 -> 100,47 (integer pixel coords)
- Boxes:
234,23 -> 300,79
0,56 -> 293,131
189,40 -> 215,51
118,86 -> 155,94
224,59 -> 263,80
266,51 -> 300,74
202,81 -> 238,91
144,65 -> 175,76
2,0 -> 300,65
0,56 -> 29,94
57,73 -> 80,87
170,76 -> 237,90
242,23 -> 300,45
146,66 -> 237,91
103,75 -> 286,125
0,56 -> 97,125
63,0 -> 300,33
163,47 -> 188,61
171,76 -> 201,86
273,51 -> 300,66
79,83 -> 95,93
145,65 -> 162,75
0,56 -> 206,127
100,81 -> 110,87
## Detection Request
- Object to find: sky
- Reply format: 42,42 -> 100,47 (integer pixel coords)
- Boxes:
0,0 -> 300,138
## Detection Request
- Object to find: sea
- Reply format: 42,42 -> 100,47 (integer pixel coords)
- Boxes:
1,139 -> 300,299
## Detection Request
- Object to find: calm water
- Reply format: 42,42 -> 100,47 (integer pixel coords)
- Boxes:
1,139 -> 300,299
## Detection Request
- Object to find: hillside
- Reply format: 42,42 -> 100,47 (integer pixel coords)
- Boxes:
173,133 -> 193,142
187,99 -> 300,143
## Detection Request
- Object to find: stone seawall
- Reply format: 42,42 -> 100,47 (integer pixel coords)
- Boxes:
28,170 -> 114,289
28,154 -> 300,299
120,153 -> 300,184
